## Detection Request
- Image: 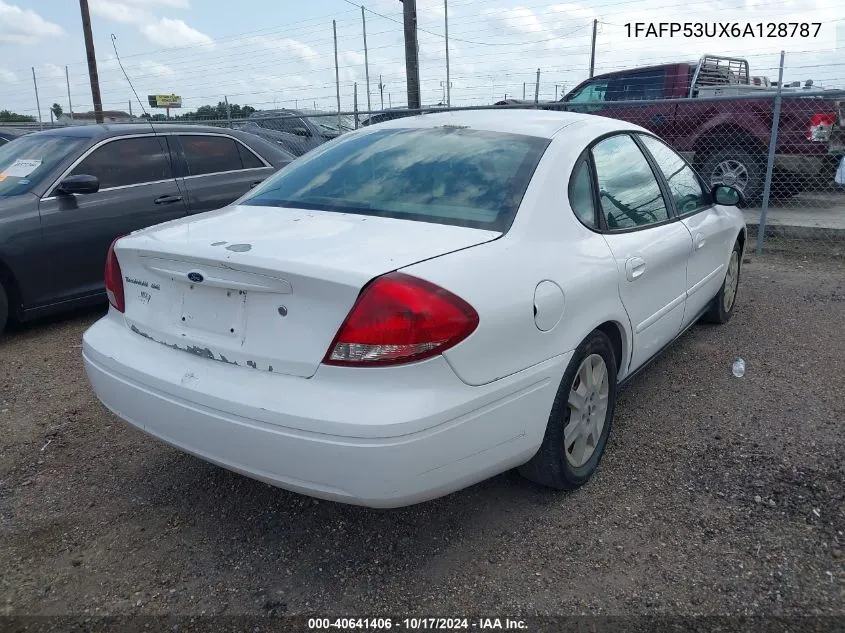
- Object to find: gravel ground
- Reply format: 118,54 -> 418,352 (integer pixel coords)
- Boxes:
0,251 -> 843,622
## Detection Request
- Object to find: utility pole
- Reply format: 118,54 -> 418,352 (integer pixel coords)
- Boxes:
128,100 -> 132,116
444,0 -> 451,107
523,82 -> 526,100
401,0 -> 421,110
333,20 -> 341,129
79,0 -> 103,123
379,74 -> 385,110
589,19 -> 597,78
65,65 -> 74,121
31,67 -> 43,130
534,68 -> 540,103
362,5 -> 371,112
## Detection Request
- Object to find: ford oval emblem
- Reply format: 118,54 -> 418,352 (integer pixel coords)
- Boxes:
187,272 -> 204,283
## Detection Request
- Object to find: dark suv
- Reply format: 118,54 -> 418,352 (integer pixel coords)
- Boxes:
240,109 -> 354,156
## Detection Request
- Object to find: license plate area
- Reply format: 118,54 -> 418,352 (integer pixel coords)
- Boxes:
180,284 -> 247,338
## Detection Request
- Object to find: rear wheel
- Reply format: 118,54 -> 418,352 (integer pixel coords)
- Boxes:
519,330 -> 618,490
702,147 -> 765,206
703,240 -> 741,324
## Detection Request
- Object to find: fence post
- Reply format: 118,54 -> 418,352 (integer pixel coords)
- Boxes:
756,50 -> 785,255
354,81 -> 359,129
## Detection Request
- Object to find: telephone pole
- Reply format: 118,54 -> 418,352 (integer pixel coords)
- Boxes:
401,0 -> 421,110
79,0 -> 103,123
361,5 -> 371,112
589,19 -> 597,78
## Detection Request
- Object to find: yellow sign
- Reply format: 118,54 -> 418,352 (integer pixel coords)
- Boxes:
147,94 -> 182,108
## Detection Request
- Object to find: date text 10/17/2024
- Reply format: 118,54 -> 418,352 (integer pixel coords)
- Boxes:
308,618 -> 528,630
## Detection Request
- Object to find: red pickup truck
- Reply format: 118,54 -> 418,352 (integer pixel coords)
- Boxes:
555,55 -> 843,203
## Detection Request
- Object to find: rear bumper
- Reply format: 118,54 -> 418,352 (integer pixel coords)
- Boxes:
83,314 -> 568,507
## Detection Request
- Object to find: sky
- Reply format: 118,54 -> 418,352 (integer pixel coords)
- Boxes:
0,0 -> 842,121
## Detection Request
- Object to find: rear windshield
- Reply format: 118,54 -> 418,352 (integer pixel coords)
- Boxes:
241,127 -> 550,232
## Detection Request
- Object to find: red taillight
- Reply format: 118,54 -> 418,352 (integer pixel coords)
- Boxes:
323,272 -> 479,367
104,237 -> 125,313
807,112 -> 836,141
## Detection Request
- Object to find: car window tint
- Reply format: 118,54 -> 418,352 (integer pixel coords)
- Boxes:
237,141 -> 264,169
242,127 -> 550,232
591,134 -> 669,229
567,81 -> 608,103
71,136 -> 172,189
638,135 -> 709,214
180,135 -> 243,176
569,159 -> 596,227
253,116 -> 305,135
606,71 -> 665,101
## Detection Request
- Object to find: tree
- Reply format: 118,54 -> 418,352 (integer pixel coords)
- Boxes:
0,109 -> 36,123
51,103 -> 63,119
173,102 -> 256,122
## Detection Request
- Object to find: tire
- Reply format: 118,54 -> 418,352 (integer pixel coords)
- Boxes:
519,330 -> 618,490
702,146 -> 765,206
703,240 -> 742,325
0,281 -> 8,336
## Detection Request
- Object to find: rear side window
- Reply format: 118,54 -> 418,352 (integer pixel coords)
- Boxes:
72,136 -> 173,189
242,127 -> 550,232
591,134 -> 669,229
569,159 -> 596,228
607,71 -> 665,101
180,135 -> 244,176
237,142 -> 265,169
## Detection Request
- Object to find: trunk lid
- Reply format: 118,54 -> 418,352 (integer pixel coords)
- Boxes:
115,204 -> 499,378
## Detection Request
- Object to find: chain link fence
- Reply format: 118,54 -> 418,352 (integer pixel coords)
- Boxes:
2,90 -> 843,255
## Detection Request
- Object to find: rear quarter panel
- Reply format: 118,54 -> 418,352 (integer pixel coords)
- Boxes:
401,125 -> 632,387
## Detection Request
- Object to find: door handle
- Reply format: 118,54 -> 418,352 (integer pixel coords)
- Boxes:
650,114 -> 666,125
154,195 -> 183,205
694,233 -> 706,250
625,256 -> 646,281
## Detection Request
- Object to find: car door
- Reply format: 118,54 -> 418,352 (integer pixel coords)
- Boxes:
637,134 -> 736,323
589,133 -> 693,372
38,134 -> 188,303
173,133 -> 275,214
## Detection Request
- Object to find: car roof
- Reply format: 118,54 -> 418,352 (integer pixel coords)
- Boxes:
368,109 -> 639,139
26,123 -> 250,139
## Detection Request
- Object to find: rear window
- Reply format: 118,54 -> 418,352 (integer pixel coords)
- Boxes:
241,127 -> 550,231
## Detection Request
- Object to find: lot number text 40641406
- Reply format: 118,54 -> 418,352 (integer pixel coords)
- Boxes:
307,618 -> 528,630
625,22 -> 823,38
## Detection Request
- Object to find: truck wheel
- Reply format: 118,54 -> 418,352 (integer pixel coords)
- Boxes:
0,282 -> 8,336
702,147 -> 765,206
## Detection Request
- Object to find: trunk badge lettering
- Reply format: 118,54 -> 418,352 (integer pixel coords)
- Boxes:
187,272 -> 204,283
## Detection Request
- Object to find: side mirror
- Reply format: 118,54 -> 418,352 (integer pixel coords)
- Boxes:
58,174 -> 99,195
712,184 -> 741,206
291,127 -> 311,137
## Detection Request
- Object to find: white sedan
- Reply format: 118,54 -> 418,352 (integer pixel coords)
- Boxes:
82,110 -> 746,508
